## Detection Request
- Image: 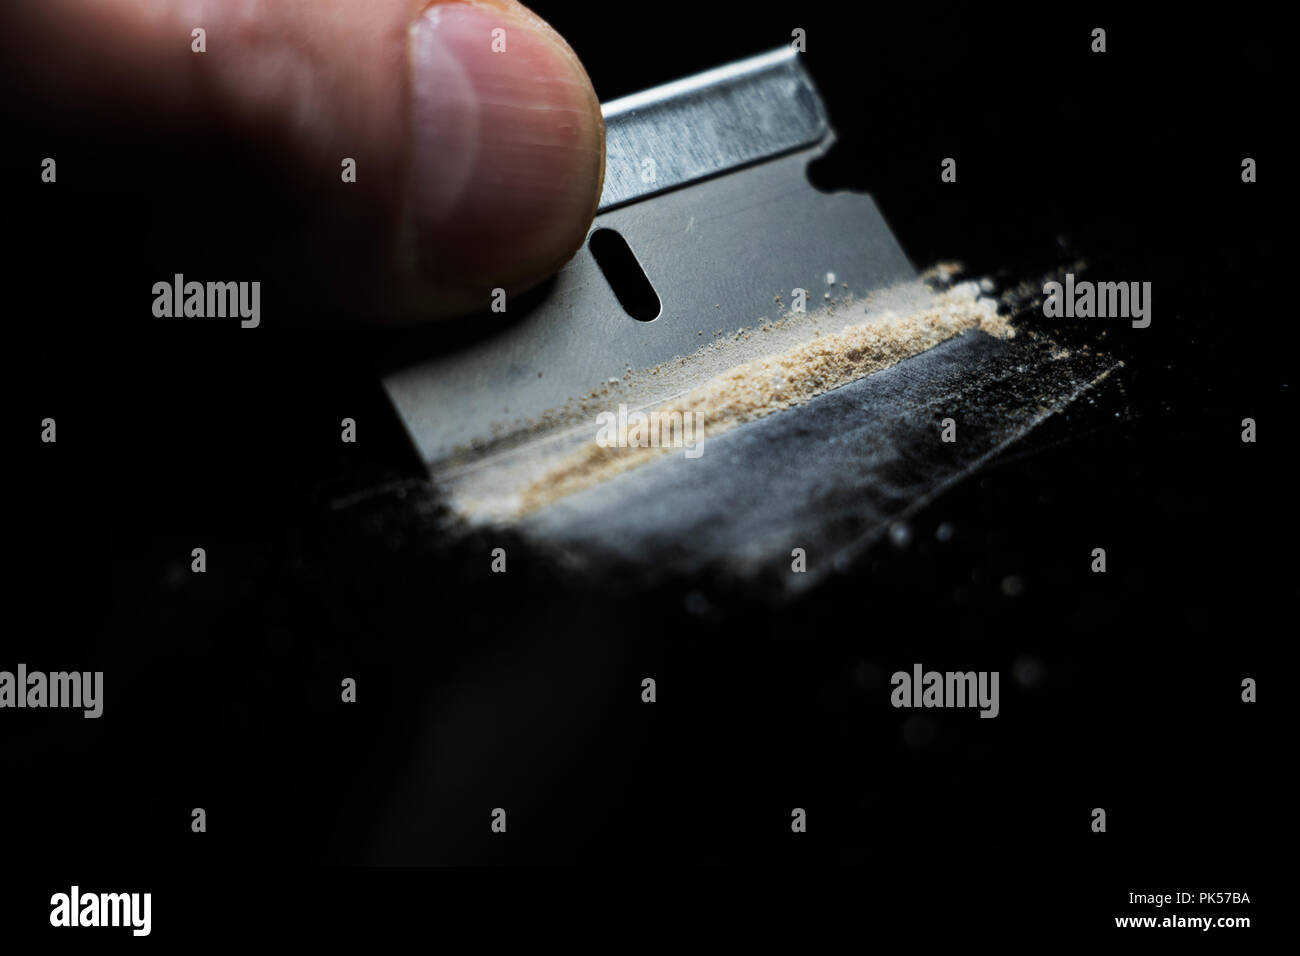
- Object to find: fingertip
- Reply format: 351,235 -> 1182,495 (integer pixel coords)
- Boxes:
406,0 -> 604,313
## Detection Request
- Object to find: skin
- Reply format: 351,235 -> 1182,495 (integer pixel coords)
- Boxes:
4,0 -> 607,321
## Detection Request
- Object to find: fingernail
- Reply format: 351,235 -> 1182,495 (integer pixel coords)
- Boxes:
409,1 -> 604,301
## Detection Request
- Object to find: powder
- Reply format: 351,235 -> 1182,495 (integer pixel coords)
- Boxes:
512,280 -> 1012,516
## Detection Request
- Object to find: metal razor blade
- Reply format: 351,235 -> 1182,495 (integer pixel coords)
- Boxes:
383,46 -> 915,471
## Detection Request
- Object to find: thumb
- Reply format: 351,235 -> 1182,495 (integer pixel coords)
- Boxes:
410,1 -> 606,315
4,0 -> 606,323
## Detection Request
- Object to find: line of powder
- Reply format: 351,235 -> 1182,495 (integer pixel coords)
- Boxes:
515,288 -> 1013,516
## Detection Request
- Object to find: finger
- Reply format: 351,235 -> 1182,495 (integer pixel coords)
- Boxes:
4,0 -> 606,322
407,0 -> 606,316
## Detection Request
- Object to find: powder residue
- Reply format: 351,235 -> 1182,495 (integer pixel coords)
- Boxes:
515,281 -> 1012,515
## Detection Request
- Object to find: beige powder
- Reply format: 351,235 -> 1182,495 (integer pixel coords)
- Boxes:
514,280 -> 1013,515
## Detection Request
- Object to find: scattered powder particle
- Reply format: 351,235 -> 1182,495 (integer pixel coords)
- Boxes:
515,282 -> 1013,515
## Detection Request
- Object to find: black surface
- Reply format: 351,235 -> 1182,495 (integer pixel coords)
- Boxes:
3,3 -> 1285,942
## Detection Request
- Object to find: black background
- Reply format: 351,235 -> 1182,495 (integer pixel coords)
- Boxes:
3,2 -> 1284,942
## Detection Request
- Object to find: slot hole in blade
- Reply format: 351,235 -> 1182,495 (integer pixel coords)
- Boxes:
589,228 -> 662,322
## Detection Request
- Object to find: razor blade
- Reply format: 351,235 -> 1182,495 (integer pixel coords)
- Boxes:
383,46 -> 915,470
